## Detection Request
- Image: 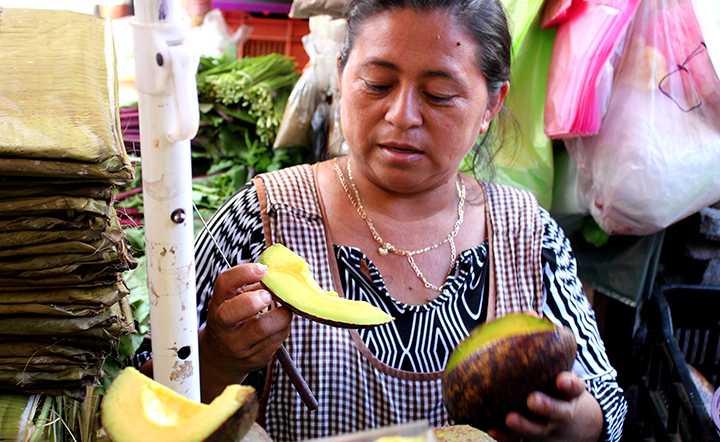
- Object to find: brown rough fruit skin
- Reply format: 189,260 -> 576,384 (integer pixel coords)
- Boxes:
442,328 -> 576,432
205,391 -> 259,442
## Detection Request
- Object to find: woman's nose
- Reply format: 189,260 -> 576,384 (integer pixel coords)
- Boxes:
385,87 -> 422,130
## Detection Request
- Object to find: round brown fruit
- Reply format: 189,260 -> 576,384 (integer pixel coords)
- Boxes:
442,313 -> 576,432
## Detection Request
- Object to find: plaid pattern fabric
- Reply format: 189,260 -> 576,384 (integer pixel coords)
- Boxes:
257,165 -> 542,441
484,181 -> 544,318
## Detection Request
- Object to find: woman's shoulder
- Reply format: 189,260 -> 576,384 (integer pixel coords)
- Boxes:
204,182 -> 261,228
479,181 -> 543,234
482,180 -> 540,207
255,163 -> 315,183
255,163 -> 316,193
478,181 -> 570,253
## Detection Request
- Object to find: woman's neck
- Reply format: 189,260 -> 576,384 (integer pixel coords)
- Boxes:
320,158 -> 486,306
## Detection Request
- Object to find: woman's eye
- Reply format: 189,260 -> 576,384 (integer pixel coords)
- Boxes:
364,81 -> 390,93
425,93 -> 454,104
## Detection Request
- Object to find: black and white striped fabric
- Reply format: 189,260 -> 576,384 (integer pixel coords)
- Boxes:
132,163 -> 627,442
336,244 -> 490,373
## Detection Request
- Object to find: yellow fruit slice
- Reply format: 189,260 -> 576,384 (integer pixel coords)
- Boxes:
101,367 -> 257,442
259,244 -> 394,328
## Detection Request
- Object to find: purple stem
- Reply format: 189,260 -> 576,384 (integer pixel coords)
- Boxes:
114,188 -> 143,202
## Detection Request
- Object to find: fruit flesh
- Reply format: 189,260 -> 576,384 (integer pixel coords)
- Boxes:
259,244 -> 393,328
101,367 -> 257,442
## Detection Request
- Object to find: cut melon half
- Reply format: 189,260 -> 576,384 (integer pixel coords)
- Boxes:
259,243 -> 394,328
101,367 -> 258,442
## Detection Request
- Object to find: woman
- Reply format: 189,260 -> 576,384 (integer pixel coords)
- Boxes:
136,0 -> 627,441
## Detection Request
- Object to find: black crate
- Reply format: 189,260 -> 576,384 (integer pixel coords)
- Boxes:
627,284 -> 720,441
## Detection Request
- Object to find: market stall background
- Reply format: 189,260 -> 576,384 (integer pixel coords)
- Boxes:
0,0 -> 719,440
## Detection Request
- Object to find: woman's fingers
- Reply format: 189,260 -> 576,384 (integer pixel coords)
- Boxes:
229,303 -> 293,353
212,263 -> 268,303
495,372 -> 590,441
203,262 -> 293,365
219,305 -> 293,371
555,371 -> 586,399
214,288 -> 273,330
208,263 -> 273,330
247,308 -> 293,358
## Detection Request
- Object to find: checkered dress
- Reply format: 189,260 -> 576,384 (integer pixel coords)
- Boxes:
253,163 -> 544,441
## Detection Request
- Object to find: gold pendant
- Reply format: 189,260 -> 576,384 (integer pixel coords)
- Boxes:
378,246 -> 389,256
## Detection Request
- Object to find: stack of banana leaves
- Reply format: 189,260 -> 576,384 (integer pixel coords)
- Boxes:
0,7 -> 137,406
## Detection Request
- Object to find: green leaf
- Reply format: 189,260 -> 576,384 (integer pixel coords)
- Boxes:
580,216 -> 610,248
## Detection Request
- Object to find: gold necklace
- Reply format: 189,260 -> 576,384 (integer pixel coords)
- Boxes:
333,158 -> 465,292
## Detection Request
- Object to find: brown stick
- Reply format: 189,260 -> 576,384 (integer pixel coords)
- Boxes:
275,344 -> 318,410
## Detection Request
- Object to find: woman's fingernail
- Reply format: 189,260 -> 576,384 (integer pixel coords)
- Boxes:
506,412 -> 520,427
561,377 -> 572,390
528,393 -> 539,410
259,291 -> 273,304
255,263 -> 268,275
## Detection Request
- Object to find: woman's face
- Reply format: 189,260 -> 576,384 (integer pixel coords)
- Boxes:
338,8 -> 507,193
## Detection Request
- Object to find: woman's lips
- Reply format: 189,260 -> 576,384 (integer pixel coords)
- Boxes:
380,142 -> 421,153
378,143 -> 423,162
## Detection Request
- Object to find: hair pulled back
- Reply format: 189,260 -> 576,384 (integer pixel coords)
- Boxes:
338,0 -> 512,97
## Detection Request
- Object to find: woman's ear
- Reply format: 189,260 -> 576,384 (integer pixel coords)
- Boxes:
337,54 -> 344,94
479,81 -> 510,134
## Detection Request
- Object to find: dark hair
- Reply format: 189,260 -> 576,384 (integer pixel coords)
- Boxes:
338,0 -> 515,181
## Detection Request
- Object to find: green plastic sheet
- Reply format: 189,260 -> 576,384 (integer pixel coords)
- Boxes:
480,0 -> 556,209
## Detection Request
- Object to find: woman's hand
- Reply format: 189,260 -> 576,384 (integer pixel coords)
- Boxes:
487,371 -> 604,442
199,263 -> 293,403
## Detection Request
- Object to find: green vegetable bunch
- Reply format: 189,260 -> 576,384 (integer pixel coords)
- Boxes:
197,53 -> 300,145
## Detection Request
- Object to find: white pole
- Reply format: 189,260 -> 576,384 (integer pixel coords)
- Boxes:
130,0 -> 201,401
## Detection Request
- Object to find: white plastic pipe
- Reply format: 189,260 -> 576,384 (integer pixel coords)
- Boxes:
130,0 -> 201,401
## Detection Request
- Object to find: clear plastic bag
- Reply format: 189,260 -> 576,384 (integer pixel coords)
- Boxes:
289,0 -> 348,19
273,16 -> 345,151
273,61 -> 319,149
565,0 -> 720,235
187,9 -> 253,59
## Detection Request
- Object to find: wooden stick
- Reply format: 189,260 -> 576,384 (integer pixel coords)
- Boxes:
276,344 -> 318,410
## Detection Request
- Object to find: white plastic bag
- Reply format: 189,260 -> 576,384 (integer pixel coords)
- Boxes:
289,0 -> 348,19
565,0 -> 720,235
187,9 -> 252,59
274,16 -> 345,151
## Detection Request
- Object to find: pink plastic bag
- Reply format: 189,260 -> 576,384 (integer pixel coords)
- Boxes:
544,0 -> 641,139
565,0 -> 720,236
541,0 -> 572,29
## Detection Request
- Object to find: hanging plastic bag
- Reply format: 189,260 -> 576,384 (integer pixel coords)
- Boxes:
272,55 -> 318,150
541,0 -> 572,29
187,9 -> 253,60
478,0 -> 555,209
543,0 -> 641,139
274,16 -> 345,151
565,0 -> 720,236
289,0 -> 348,19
